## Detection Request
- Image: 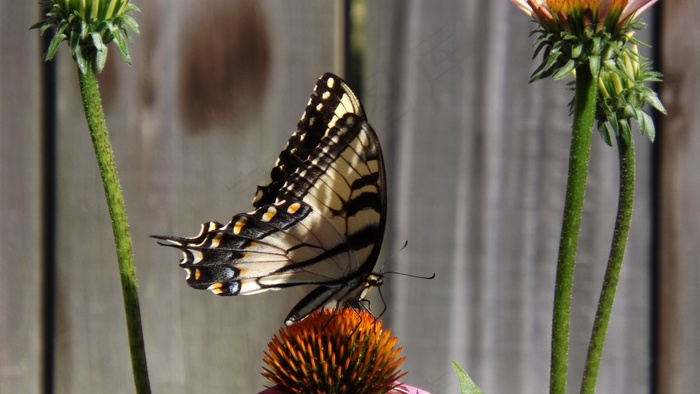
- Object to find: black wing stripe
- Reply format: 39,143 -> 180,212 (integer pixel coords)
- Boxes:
346,190 -> 383,218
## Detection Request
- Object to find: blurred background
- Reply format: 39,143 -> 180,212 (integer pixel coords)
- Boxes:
1,1 -> 698,393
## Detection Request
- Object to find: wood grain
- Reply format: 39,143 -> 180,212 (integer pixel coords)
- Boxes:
0,4 -> 42,393
3,1 -> 690,393
658,0 -> 700,392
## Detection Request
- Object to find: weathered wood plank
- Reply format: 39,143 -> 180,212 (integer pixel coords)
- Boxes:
658,1 -> 700,392
363,2 -> 654,393
0,3 -> 42,393
52,1 -> 338,392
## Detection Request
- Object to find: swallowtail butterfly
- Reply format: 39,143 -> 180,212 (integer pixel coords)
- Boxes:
155,73 -> 386,325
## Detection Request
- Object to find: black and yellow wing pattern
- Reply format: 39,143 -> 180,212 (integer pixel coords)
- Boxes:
155,73 -> 386,325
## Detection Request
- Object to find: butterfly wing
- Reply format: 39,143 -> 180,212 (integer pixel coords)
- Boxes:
156,74 -> 386,325
279,114 -> 386,324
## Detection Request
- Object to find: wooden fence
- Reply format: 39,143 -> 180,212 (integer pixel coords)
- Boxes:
1,1 -> 697,393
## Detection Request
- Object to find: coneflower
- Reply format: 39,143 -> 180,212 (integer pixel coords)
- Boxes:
261,309 -> 413,394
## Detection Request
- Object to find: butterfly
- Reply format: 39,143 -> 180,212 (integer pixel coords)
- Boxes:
155,73 -> 387,326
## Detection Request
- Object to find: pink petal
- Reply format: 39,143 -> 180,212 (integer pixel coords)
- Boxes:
509,0 -> 536,17
260,383 -> 432,394
392,383 -> 432,394
598,0 -> 613,19
621,0 -> 659,21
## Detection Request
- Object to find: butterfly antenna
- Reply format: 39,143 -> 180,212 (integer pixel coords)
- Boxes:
378,240 -> 436,280
381,271 -> 436,280
378,240 -> 409,273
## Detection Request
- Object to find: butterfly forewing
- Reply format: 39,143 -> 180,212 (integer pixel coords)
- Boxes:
156,73 -> 386,324
253,73 -> 365,208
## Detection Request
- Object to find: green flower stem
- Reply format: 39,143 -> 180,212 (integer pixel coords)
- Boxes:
77,61 -> 151,394
579,134 -> 635,394
550,65 -> 597,394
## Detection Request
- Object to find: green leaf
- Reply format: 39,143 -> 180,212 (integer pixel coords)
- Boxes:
452,361 -> 484,394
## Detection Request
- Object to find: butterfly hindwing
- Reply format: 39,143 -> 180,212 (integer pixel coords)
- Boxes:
163,200 -> 351,296
281,114 -> 386,274
156,73 -> 386,325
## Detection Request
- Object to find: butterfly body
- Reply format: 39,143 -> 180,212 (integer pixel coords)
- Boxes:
156,73 -> 386,325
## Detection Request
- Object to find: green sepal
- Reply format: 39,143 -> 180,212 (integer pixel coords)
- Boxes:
122,13 -> 140,36
111,29 -> 132,65
45,33 -> 67,61
643,90 -> 666,115
589,55 -> 600,78
638,109 -> 656,142
68,30 -> 80,56
533,38 -> 550,60
618,119 -> 632,146
92,32 -> 108,73
79,18 -> 89,40
597,119 -> 614,147
545,48 -> 563,72
124,3 -> 141,15
74,43 -> 88,75
553,59 -> 576,80
29,20 -> 45,30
